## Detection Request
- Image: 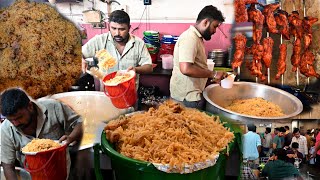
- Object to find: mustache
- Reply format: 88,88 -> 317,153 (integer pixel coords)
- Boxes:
114,36 -> 123,39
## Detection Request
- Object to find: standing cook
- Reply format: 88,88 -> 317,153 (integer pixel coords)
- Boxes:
0,88 -> 83,180
170,5 -> 227,110
82,10 -> 153,91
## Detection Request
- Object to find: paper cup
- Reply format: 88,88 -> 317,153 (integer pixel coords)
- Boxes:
207,60 -> 215,71
221,73 -> 235,89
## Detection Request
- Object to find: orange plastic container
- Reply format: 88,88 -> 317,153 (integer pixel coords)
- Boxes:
23,144 -> 67,180
103,70 -> 137,109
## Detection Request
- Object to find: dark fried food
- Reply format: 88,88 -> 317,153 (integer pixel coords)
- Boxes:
0,0 -> 82,98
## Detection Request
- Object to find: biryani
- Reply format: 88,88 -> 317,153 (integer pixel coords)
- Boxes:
95,49 -> 117,70
22,139 -> 61,153
0,0 -> 82,98
103,73 -> 132,86
105,101 -> 234,172
224,97 -> 285,117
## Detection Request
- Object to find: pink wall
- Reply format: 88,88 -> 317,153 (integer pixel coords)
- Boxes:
82,22 -> 232,55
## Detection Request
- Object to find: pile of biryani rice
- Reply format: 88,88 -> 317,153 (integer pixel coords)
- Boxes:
0,0 -> 82,98
22,139 -> 61,153
105,101 -> 234,173
224,97 -> 285,117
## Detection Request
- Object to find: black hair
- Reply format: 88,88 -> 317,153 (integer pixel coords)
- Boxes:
109,10 -> 130,26
284,140 -> 291,147
275,127 -> 279,131
293,128 -> 300,134
196,5 -> 225,23
311,138 -> 316,143
266,127 -> 271,133
292,142 -> 299,149
307,129 -> 311,135
0,88 -> 30,116
279,127 -> 286,133
274,148 -> 287,161
247,124 -> 256,132
284,126 -> 289,130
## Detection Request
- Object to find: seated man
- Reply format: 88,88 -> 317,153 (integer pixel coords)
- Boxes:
1,88 -> 83,179
262,148 -> 303,180
286,142 -> 303,164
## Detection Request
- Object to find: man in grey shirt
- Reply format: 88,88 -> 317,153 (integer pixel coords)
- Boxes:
1,88 -> 83,180
82,10 -> 153,91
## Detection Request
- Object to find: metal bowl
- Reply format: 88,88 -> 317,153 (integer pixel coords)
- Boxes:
48,91 -> 131,149
203,82 -> 303,123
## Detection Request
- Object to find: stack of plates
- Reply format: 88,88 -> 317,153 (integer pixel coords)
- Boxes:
159,35 -> 179,56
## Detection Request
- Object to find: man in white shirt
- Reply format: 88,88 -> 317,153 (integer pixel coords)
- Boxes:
291,128 -> 308,158
263,127 -> 272,156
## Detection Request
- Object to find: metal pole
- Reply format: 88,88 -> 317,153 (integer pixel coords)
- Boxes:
303,0 -> 310,85
237,66 -> 240,82
292,0 -> 300,87
266,31 -> 270,84
280,0 -> 284,85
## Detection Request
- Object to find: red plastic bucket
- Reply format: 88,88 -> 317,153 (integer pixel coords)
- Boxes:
103,70 -> 137,109
23,144 -> 68,180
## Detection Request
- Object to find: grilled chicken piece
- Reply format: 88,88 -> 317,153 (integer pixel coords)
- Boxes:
288,11 -> 303,39
262,3 -> 280,34
232,33 -> 247,69
302,16 -> 318,49
275,44 -> 287,80
262,37 -> 274,68
291,38 -> 302,72
275,10 -> 290,40
248,4 -> 265,44
247,43 -> 266,81
235,0 -> 259,23
235,0 -> 248,23
300,50 -> 320,78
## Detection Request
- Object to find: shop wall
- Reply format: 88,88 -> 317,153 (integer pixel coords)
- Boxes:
54,0 -> 234,53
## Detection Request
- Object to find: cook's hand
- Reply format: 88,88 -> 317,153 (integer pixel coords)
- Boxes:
211,71 -> 228,83
127,66 -> 136,72
59,135 -> 77,146
82,58 -> 88,73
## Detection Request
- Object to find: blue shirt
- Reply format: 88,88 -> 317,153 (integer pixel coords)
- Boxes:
242,131 -> 261,160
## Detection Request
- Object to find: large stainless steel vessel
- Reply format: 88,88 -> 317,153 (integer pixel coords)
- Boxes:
203,82 -> 303,123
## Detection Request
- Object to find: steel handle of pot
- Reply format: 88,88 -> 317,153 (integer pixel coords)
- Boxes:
94,144 -> 103,180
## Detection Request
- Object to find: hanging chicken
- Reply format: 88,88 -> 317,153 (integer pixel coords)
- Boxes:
300,49 -> 320,78
275,10 -> 290,40
262,37 -> 274,69
232,33 -> 247,69
247,3 -> 265,44
288,11 -> 303,39
262,3 -> 280,34
291,38 -> 302,72
275,44 -> 287,80
302,16 -> 318,50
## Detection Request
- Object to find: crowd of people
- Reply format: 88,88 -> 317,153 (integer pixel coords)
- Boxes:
241,124 -> 320,180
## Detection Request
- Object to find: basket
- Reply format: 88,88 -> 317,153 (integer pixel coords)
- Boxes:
103,70 -> 137,109
94,112 -> 242,180
23,144 -> 68,180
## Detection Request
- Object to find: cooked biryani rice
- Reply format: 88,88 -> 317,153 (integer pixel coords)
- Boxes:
224,97 -> 285,117
0,0 -> 82,98
22,139 -> 61,153
105,101 -> 234,171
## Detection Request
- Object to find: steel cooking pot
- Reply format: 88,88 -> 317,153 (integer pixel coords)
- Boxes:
203,82 -> 303,123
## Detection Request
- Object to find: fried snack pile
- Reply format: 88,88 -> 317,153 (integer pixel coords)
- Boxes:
95,49 -> 116,70
224,97 -> 285,117
0,0 -> 82,98
22,139 -> 61,153
105,101 -> 234,170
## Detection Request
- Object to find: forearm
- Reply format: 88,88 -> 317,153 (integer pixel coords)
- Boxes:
135,64 -> 153,74
69,123 -> 83,143
2,162 -> 18,180
179,62 -> 214,78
